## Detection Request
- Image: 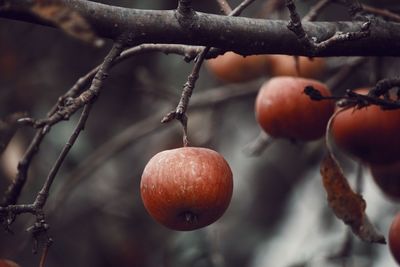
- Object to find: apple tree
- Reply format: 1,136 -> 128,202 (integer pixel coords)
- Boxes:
1,0 -> 400,266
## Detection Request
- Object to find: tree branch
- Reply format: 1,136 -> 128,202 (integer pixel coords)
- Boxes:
303,0 -> 331,22
215,0 -> 232,15
33,41 -> 124,127
1,128 -> 48,206
2,0 -> 400,56
161,0 -> 256,146
286,0 -> 371,56
33,104 -> 93,209
1,41 -> 123,229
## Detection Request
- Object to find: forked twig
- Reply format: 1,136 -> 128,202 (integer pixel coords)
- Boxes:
162,0 -> 257,146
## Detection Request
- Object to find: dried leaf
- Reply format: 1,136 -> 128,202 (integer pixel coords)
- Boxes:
320,153 -> 386,244
31,0 -> 104,47
0,113 -> 25,155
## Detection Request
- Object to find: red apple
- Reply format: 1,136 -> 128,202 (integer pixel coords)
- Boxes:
389,213 -> 400,264
332,89 -> 400,164
140,147 -> 233,231
0,260 -> 20,267
268,55 -> 325,79
206,51 -> 269,83
255,76 -> 334,141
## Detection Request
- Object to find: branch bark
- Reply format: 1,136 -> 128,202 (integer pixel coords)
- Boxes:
1,0 -> 400,56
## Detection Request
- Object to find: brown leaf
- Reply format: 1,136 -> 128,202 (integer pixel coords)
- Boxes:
31,0 -> 104,47
320,153 -> 386,244
0,112 -> 25,155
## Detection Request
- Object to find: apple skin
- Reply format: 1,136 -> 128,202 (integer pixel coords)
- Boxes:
255,76 -> 334,141
268,55 -> 325,79
206,52 -> 269,83
331,89 -> 400,164
0,260 -> 20,267
140,147 -> 233,231
389,213 -> 400,265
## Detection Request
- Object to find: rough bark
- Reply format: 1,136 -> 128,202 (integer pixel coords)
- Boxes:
1,0 -> 400,56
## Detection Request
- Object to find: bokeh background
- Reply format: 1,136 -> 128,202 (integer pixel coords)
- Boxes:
1,0 -> 400,266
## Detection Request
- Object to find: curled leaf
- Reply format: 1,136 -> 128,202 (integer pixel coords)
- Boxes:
31,0 -> 103,47
320,153 -> 386,244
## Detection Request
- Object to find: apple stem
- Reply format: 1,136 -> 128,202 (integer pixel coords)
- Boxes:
181,115 -> 189,147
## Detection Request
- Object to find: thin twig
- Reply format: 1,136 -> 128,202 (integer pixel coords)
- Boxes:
369,77 -> 400,98
2,43 -> 213,210
286,0 -> 370,56
162,0 -> 257,146
34,41 -> 124,128
231,0 -> 256,16
49,112 -> 167,213
161,46 -> 211,146
1,128 -> 48,206
305,77 -> 400,110
34,104 -> 93,209
39,238 -> 53,267
34,41 -> 125,210
215,0 -> 232,15
302,0 -> 331,22
1,41 -> 123,230
0,203 -> 36,215
2,42 -> 124,206
362,4 -> 400,23
3,44 -> 194,206
45,44 -> 201,118
341,0 -> 363,19
331,0 -> 400,22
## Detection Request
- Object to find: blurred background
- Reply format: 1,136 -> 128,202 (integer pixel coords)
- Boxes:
1,0 -> 400,266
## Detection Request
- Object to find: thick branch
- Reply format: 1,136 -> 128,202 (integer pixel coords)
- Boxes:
2,0 -> 400,56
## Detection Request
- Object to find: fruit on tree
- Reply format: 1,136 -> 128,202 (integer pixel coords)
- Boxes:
370,161 -> 400,200
0,259 -> 20,267
140,147 -> 233,231
331,89 -> 400,164
268,55 -> 325,79
389,213 -> 400,264
255,76 -> 334,141
206,51 -> 269,83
